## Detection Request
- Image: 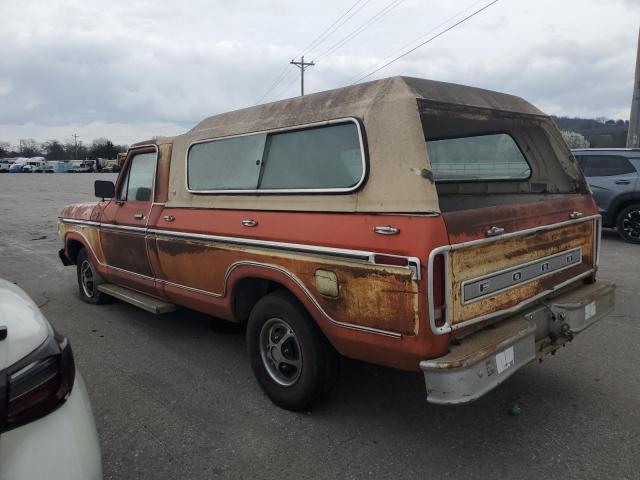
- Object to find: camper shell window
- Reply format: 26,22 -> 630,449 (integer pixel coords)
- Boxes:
427,133 -> 531,182
186,119 -> 365,193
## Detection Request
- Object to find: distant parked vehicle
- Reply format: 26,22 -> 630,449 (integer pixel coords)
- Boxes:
100,159 -> 120,173
49,160 -> 72,173
0,159 -> 16,172
34,161 -> 54,173
8,158 -> 28,173
572,148 -> 640,243
68,161 -> 95,173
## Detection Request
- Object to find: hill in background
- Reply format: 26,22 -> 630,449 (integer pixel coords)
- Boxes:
551,116 -> 629,147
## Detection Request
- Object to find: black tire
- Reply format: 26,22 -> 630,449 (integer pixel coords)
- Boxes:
247,291 -> 339,410
616,204 -> 640,244
76,248 -> 108,304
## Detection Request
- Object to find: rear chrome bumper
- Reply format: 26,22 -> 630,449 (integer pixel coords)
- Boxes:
420,280 -> 615,405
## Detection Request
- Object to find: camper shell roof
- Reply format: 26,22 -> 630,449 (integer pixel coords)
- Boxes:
134,76 -> 578,213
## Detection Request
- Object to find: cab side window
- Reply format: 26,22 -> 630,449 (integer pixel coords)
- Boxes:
118,152 -> 156,201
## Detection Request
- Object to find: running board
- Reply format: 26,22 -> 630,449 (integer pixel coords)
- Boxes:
97,284 -> 176,314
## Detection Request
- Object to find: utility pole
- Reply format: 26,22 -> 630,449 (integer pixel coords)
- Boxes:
72,133 -> 79,159
627,28 -> 640,148
290,55 -> 315,96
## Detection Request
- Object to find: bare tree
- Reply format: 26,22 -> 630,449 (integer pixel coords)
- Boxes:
43,140 -> 66,160
0,141 -> 10,158
18,138 -> 42,157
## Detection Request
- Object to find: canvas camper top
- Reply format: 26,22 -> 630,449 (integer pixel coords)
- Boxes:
134,76 -> 580,213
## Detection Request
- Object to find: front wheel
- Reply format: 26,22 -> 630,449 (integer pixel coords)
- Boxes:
76,248 -> 108,304
616,204 -> 640,243
247,291 -> 339,410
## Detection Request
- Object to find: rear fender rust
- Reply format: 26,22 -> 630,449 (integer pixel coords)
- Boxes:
224,263 -> 336,334
224,264 -> 432,370
155,238 -> 421,336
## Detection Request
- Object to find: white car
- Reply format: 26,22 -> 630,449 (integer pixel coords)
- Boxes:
0,279 -> 102,479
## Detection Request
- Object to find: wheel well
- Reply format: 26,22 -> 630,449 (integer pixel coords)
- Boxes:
66,239 -> 85,264
611,198 -> 640,226
231,277 -> 288,324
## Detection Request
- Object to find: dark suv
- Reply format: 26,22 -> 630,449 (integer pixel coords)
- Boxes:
572,148 -> 640,243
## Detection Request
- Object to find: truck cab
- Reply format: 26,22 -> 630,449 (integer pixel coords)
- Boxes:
57,76 -> 615,409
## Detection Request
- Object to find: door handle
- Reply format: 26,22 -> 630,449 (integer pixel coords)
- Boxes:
133,213 -> 144,220
163,215 -> 175,222
374,225 -> 400,235
614,180 -> 630,185
242,219 -> 258,227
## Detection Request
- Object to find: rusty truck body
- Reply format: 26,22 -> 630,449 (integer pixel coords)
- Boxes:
58,76 -> 615,409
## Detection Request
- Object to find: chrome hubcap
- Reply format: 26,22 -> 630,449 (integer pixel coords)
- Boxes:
80,260 -> 95,298
259,318 -> 302,387
622,209 -> 640,240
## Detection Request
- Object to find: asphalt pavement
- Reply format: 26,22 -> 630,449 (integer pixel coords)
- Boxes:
0,173 -> 638,480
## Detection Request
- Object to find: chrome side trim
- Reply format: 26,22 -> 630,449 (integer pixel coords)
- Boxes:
61,218 -> 422,277
185,117 -> 367,194
61,219 -> 100,227
150,228 -> 374,261
60,219 -> 410,338
108,265 -> 155,281
100,223 -> 148,234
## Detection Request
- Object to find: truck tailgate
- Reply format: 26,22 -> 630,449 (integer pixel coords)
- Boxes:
431,195 -> 599,332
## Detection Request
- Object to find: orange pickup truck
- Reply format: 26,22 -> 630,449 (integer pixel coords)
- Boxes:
58,76 -> 615,410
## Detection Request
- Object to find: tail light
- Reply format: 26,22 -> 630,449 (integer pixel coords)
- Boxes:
1,327 -> 75,432
432,253 -> 447,328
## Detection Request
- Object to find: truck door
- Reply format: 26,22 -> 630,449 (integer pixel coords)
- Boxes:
100,147 -> 157,295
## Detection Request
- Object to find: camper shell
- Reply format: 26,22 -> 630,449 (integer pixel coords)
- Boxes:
57,76 -> 614,408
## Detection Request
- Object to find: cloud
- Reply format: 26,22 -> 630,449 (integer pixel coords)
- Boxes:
0,0 -> 638,145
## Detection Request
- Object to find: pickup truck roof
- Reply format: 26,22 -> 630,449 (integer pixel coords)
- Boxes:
134,76 -> 581,213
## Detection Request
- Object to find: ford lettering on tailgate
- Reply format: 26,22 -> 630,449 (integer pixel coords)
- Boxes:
462,247 -> 582,303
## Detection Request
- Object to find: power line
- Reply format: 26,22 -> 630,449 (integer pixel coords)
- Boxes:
299,0 -> 371,56
255,64 -> 295,104
312,0 -> 406,62
255,0 -> 371,104
346,0 -> 485,84
276,74 -> 302,101
275,0 -> 404,101
352,0 -> 500,84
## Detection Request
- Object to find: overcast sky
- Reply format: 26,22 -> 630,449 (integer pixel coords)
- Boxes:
0,0 -> 638,146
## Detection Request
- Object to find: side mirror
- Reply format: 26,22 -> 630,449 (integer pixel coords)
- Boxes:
95,180 -> 115,199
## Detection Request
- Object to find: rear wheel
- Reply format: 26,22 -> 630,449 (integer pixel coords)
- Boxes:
247,291 -> 339,410
76,248 -> 108,304
616,204 -> 640,243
